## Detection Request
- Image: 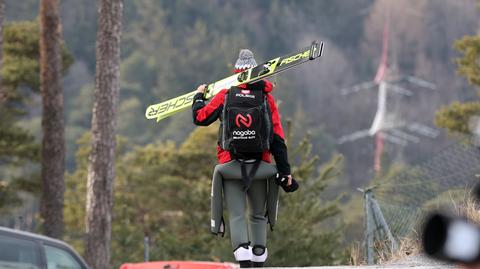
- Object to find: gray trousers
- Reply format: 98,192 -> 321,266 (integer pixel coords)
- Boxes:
211,160 -> 278,249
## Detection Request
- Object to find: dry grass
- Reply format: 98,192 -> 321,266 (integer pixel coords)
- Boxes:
451,193 -> 480,225
464,198 -> 480,222
377,237 -> 421,264
348,242 -> 364,266
348,235 -> 421,265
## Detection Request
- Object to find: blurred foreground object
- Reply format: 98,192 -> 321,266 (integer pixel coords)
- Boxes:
422,212 -> 480,264
422,176 -> 480,264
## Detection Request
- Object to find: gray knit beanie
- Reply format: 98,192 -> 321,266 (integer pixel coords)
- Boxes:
234,49 -> 257,70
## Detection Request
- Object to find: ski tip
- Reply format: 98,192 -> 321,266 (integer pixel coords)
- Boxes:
309,41 -> 324,60
145,104 -> 162,120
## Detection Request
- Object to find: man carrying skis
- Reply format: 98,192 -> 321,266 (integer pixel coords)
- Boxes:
192,49 -> 298,267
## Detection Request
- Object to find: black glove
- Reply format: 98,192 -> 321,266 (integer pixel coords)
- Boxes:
275,173 -> 299,193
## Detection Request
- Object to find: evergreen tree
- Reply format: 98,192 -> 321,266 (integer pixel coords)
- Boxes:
0,20 -> 71,213
0,21 -> 40,214
435,35 -> 480,135
268,134 -> 346,266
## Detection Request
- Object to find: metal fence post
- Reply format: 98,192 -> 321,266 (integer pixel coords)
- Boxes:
144,235 -> 150,262
371,197 -> 398,251
359,187 -> 375,265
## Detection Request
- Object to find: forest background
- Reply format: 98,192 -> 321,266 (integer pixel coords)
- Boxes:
1,0 -> 479,267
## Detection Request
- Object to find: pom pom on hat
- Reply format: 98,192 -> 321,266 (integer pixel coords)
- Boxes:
234,49 -> 257,70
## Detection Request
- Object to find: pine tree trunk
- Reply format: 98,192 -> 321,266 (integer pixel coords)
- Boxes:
85,0 -> 123,268
39,0 -> 65,239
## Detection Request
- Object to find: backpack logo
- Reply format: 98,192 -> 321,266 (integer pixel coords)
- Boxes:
236,89 -> 255,99
235,114 -> 252,128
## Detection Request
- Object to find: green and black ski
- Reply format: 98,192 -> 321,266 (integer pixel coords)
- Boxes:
145,41 -> 324,122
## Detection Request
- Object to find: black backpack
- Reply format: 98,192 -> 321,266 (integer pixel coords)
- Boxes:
220,86 -> 273,159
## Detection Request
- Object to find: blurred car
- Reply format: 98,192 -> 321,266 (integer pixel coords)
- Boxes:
0,226 -> 90,269
120,261 -> 238,269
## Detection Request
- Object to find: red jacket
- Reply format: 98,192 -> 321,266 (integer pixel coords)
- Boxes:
192,80 -> 291,175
